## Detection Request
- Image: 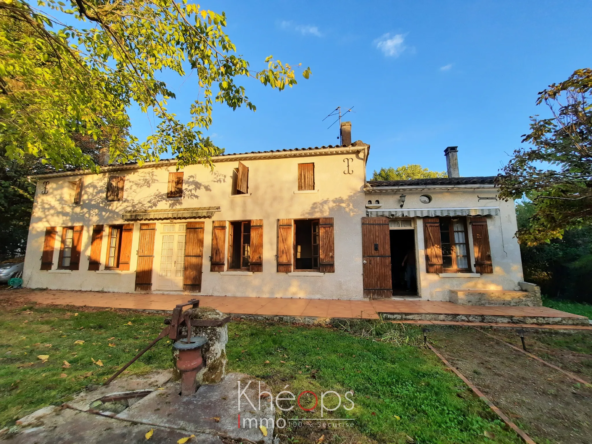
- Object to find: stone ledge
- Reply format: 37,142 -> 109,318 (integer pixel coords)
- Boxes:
450,289 -> 542,307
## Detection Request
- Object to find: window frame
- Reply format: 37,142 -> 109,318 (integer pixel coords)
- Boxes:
227,221 -> 251,271
298,163 -> 315,191
106,176 -> 125,202
59,227 -> 74,269
167,172 -> 184,198
294,219 -> 320,272
105,225 -> 123,269
439,217 -> 471,273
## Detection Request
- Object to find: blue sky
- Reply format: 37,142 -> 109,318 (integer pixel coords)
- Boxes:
128,0 -> 592,179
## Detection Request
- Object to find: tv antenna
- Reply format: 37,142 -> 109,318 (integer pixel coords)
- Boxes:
322,106 -> 354,145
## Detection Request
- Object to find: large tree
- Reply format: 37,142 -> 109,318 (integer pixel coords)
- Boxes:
372,164 -> 447,181
497,68 -> 592,246
0,0 -> 309,171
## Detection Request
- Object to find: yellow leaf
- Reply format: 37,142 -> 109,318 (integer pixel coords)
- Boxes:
63,361 -> 71,368
260,425 -> 267,437
74,340 -> 84,345
145,429 -> 153,440
74,313 -> 78,316
109,343 -> 116,347
210,417 -> 220,422
94,359 -> 104,367
395,415 -> 401,420
317,435 -> 325,443
177,435 -> 195,444
60,373 -> 68,378
37,355 -> 49,362
126,322 -> 133,326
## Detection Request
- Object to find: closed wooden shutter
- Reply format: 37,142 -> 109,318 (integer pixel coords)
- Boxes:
167,172 -> 184,198
298,163 -> 315,191
211,221 -> 227,272
471,217 -> 493,273
88,225 -> 103,271
73,179 -> 83,205
40,227 -> 57,270
319,217 -> 335,273
135,223 -> 156,291
277,219 -> 293,273
250,219 -> 263,272
424,218 -> 443,273
117,176 -> 125,200
119,224 -> 134,271
362,217 -> 392,298
184,222 -> 205,291
69,226 -> 84,270
107,176 -> 123,201
236,162 -> 249,194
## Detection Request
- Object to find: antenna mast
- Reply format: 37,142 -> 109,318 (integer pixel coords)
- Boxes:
322,106 -> 354,144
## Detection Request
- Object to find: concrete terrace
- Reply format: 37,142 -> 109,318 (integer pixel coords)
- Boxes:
9,289 -> 591,329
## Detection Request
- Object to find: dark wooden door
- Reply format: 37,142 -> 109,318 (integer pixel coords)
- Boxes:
135,223 -> 156,292
362,217 -> 392,299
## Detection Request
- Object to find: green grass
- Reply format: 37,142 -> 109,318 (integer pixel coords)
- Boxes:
0,306 -> 522,443
543,298 -> 592,319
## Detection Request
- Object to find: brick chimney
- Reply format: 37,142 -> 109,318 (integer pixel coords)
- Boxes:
444,146 -> 460,178
98,147 -> 110,166
340,121 -> 352,146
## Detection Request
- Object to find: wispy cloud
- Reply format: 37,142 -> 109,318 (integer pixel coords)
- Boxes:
439,63 -> 453,72
279,21 -> 322,37
374,33 -> 407,57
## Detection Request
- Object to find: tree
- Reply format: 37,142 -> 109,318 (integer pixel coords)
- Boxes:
372,164 -> 447,181
497,68 -> 592,246
0,0 -> 310,171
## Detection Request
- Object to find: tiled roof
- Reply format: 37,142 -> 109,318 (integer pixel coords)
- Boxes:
368,176 -> 496,187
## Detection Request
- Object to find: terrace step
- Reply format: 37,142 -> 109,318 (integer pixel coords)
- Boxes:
380,312 -> 589,326
449,290 -> 542,307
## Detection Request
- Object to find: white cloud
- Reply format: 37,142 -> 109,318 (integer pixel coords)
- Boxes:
374,33 -> 407,57
279,21 -> 322,37
439,63 -> 453,72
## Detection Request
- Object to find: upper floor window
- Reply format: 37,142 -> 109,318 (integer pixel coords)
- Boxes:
41,181 -> 49,195
231,161 -> 249,195
298,163 -> 315,191
70,179 -> 83,205
106,176 -> 125,201
167,172 -> 184,198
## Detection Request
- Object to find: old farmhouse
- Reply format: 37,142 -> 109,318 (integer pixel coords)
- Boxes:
23,123 -> 535,304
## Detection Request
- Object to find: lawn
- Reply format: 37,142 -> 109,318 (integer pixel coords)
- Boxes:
543,298 -> 592,319
0,304 -> 522,443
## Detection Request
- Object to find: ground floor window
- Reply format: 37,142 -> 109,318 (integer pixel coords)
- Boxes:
295,219 -> 320,270
61,228 -> 74,268
228,221 -> 251,270
107,226 -> 123,268
439,218 -> 469,271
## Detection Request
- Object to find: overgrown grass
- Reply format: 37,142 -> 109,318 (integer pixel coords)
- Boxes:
0,306 -> 522,443
543,298 -> 592,319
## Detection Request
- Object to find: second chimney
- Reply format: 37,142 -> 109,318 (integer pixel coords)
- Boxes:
444,146 -> 460,178
340,121 -> 352,146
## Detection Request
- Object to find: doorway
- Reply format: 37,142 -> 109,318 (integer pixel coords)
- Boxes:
390,229 -> 417,296
155,223 -> 186,291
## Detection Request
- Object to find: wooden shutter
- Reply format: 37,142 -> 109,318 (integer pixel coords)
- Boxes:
117,176 -> 125,200
362,217 -> 392,298
471,217 -> 493,273
184,222 -> 205,291
119,224 -> 134,271
298,163 -> 315,191
73,179 -> 83,205
319,217 -> 335,273
211,221 -> 227,272
424,218 -> 443,273
69,226 -> 84,270
167,172 -> 184,198
58,227 -> 67,269
236,162 -> 249,194
250,219 -> 263,272
277,219 -> 293,273
135,223 -> 156,291
40,227 -> 57,270
88,225 -> 103,270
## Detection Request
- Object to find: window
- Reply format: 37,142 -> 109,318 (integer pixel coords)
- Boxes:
106,176 -> 125,201
295,219 -> 320,270
41,181 -> 49,195
61,228 -> 74,268
298,163 -> 315,190
231,162 -> 249,195
104,224 -> 134,270
70,179 -> 83,205
167,172 -> 183,198
228,221 -> 251,270
107,226 -> 122,268
439,218 -> 469,271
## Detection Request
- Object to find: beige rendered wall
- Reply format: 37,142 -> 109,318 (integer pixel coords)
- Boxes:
369,187 -> 524,301
23,148 -> 368,299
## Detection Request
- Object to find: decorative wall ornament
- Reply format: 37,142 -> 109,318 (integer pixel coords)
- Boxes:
343,157 -> 354,174
419,194 -> 432,204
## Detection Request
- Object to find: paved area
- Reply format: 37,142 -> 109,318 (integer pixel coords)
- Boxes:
11,289 -> 589,328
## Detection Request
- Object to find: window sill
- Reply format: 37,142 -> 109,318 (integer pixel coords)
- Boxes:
438,273 -> 481,278
49,270 -> 71,273
96,270 -> 134,274
288,272 -> 324,277
220,271 -> 253,276
230,193 -> 251,198
293,189 -> 319,194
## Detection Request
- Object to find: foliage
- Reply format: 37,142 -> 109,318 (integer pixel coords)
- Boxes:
543,298 -> 592,320
371,164 -> 447,181
497,68 -> 592,245
0,0 -> 309,171
516,200 -> 592,302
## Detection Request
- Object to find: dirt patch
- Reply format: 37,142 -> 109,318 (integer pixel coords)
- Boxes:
430,326 -> 592,444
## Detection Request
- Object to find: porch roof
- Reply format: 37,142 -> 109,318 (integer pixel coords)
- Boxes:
122,206 -> 220,221
366,207 -> 500,218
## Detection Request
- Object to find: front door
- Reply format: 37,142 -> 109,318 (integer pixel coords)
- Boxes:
362,217 -> 393,299
155,223 -> 186,291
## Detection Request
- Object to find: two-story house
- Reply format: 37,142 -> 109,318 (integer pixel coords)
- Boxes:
24,123 -> 532,304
